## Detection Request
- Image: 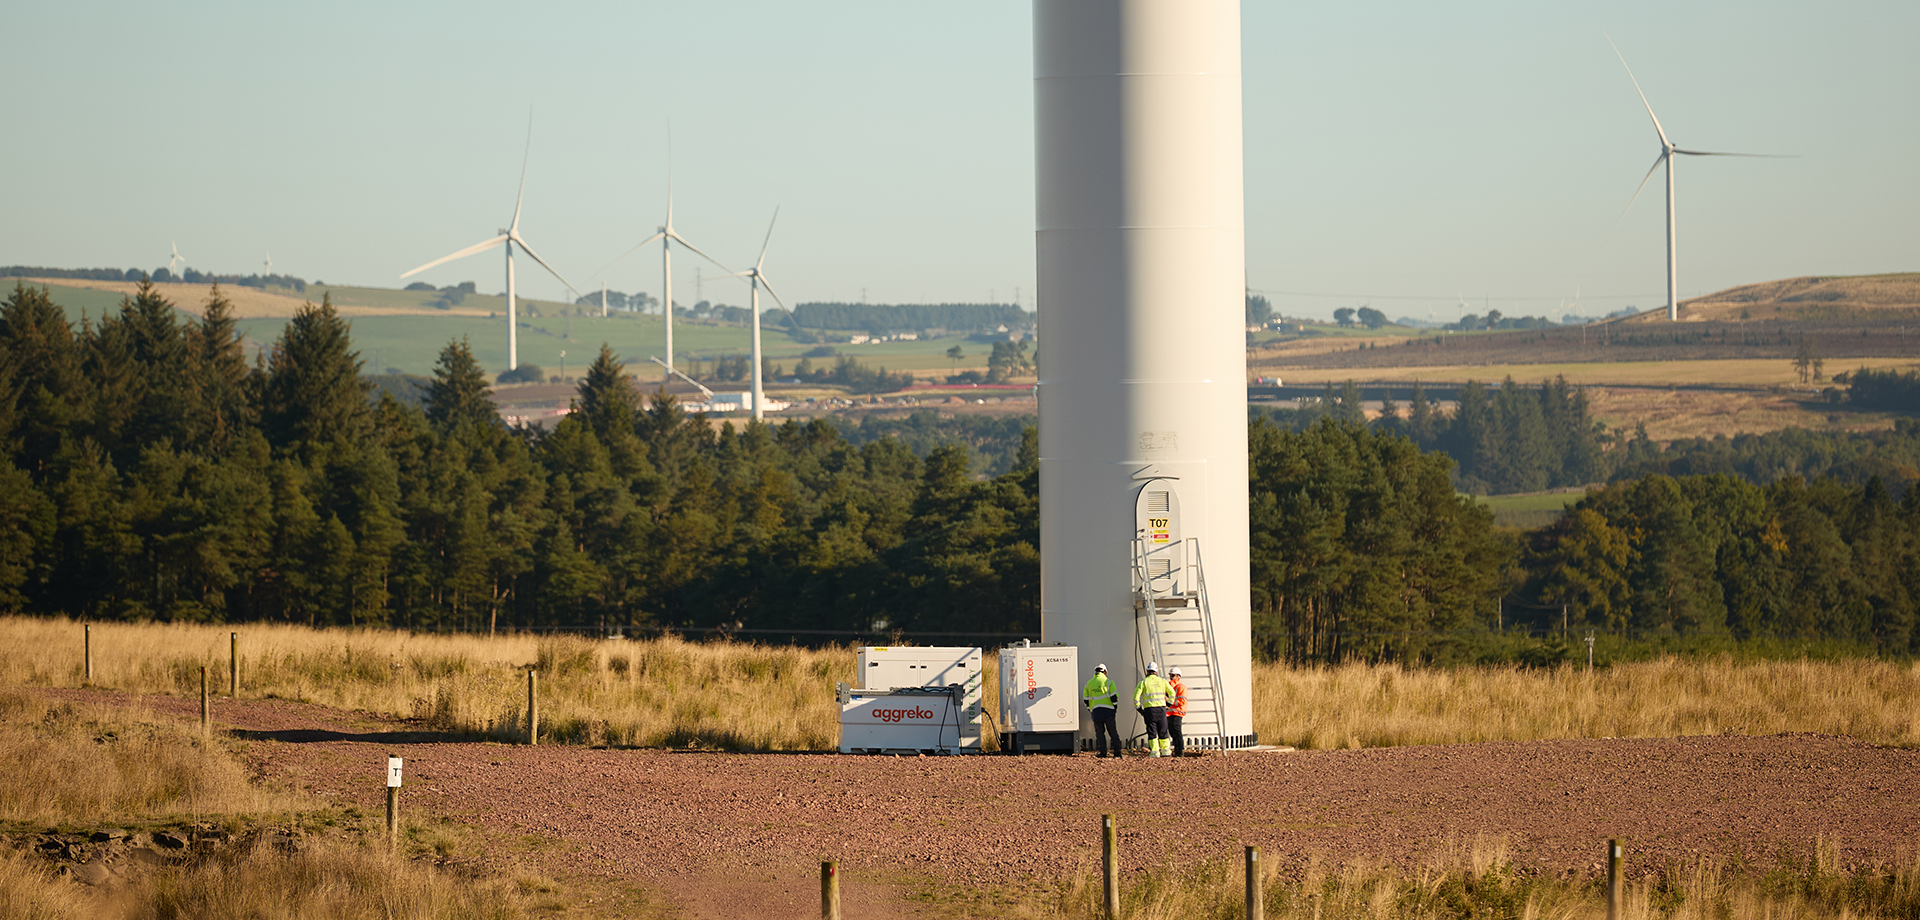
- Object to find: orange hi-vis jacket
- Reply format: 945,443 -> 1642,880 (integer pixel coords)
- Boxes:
1167,676 -> 1188,718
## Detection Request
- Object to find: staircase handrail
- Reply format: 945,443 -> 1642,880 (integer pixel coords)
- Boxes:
1133,530 -> 1166,672
1186,536 -> 1228,731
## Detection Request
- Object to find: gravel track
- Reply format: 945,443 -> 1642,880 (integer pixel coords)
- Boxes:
52,690 -> 1920,919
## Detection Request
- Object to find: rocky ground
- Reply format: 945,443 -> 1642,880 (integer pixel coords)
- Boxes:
25,689 -> 1920,919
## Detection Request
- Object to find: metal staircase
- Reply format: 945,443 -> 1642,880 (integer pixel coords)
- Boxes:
1132,534 -> 1228,749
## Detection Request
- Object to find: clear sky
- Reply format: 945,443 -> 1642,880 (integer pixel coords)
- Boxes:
3,1 -> 1914,322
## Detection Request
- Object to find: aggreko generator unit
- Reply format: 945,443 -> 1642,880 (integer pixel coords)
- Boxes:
836,646 -> 983,755
998,642 -> 1079,754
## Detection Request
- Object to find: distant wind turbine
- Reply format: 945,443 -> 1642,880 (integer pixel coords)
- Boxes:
169,242 -> 185,278
595,129 -> 730,382
1610,38 -> 1790,322
401,118 -> 576,371
718,208 -> 789,421
263,250 -> 273,277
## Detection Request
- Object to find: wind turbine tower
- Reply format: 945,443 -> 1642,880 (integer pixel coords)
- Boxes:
720,209 -> 789,422
1611,39 -> 1787,322
1036,0 -> 1254,750
598,137 -> 730,382
401,122 -> 576,371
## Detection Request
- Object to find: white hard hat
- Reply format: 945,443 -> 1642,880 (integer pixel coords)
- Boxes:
1095,663 -> 1107,671
1146,661 -> 1159,672
1170,667 -> 1182,676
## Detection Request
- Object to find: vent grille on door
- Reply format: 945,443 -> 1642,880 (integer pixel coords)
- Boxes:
1146,491 -> 1170,514
1148,558 -> 1172,577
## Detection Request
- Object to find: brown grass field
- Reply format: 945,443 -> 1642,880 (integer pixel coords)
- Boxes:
6,617 -> 1920,918
1582,385 -> 1902,441
13,277 -> 491,319
1259,356 -> 1920,389
9,617 -> 1918,753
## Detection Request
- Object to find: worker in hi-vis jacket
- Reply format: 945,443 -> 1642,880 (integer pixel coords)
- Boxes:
1082,663 -> 1121,758
1134,662 -> 1173,757
1166,666 -> 1188,757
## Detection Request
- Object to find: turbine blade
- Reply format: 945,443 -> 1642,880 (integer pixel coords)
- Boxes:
593,231 -> 667,277
509,233 -> 579,298
664,120 -> 675,231
1618,152 -> 1668,223
667,231 -> 734,275
1672,147 -> 1795,158
1606,36 -> 1671,148
402,234 -> 508,278
512,112 -> 532,233
756,206 -> 780,272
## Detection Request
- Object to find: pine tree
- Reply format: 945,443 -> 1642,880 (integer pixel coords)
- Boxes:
0,463 -> 53,611
424,337 -> 498,431
0,283 -> 84,476
120,279 -> 194,460
260,295 -> 371,456
1407,382 -> 1437,449
185,284 -> 256,452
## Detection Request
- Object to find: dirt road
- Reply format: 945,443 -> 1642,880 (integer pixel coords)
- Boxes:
64,691 -> 1920,919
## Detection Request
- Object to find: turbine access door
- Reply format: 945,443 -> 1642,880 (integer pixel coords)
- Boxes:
1134,479 -> 1185,598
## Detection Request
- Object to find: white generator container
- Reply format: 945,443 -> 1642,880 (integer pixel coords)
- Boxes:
839,646 -> 982,754
837,686 -> 966,754
998,643 -> 1079,754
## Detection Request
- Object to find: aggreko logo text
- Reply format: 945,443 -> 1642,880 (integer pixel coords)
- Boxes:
872,706 -> 936,723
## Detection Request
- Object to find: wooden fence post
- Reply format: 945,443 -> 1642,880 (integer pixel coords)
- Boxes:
1103,814 -> 1120,920
84,624 -> 92,684
1245,845 -> 1262,920
527,669 -> 538,745
200,666 -> 209,738
820,860 -> 840,920
1607,838 -> 1623,920
229,632 -> 238,697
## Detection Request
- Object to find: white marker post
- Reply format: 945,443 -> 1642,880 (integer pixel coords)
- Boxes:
386,754 -> 403,850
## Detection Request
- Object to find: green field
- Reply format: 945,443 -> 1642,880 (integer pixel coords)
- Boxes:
18,280 -> 997,378
1473,489 -> 1583,528
1251,321 -> 1427,345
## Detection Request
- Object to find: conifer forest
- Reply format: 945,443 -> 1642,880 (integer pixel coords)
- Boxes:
2,282 -> 1916,661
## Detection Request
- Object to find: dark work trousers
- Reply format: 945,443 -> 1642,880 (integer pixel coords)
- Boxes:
1168,714 -> 1185,756
1090,707 -> 1120,756
1141,706 -> 1169,748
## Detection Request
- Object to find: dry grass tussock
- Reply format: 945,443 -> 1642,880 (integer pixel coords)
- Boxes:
1253,657 -> 1920,751
2,617 -> 882,751
0,837 -> 552,920
0,684 -> 559,918
979,835 -> 1920,920
0,690 -> 292,826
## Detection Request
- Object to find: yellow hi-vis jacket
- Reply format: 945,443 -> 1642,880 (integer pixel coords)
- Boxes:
1083,673 -> 1118,711
1134,673 -> 1171,709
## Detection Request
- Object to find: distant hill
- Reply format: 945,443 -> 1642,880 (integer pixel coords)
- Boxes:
1647,273 -> 1920,323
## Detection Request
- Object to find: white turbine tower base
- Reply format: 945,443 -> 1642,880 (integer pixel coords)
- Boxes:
1036,0 -> 1253,749
1610,39 -> 1788,322
401,119 -> 576,372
